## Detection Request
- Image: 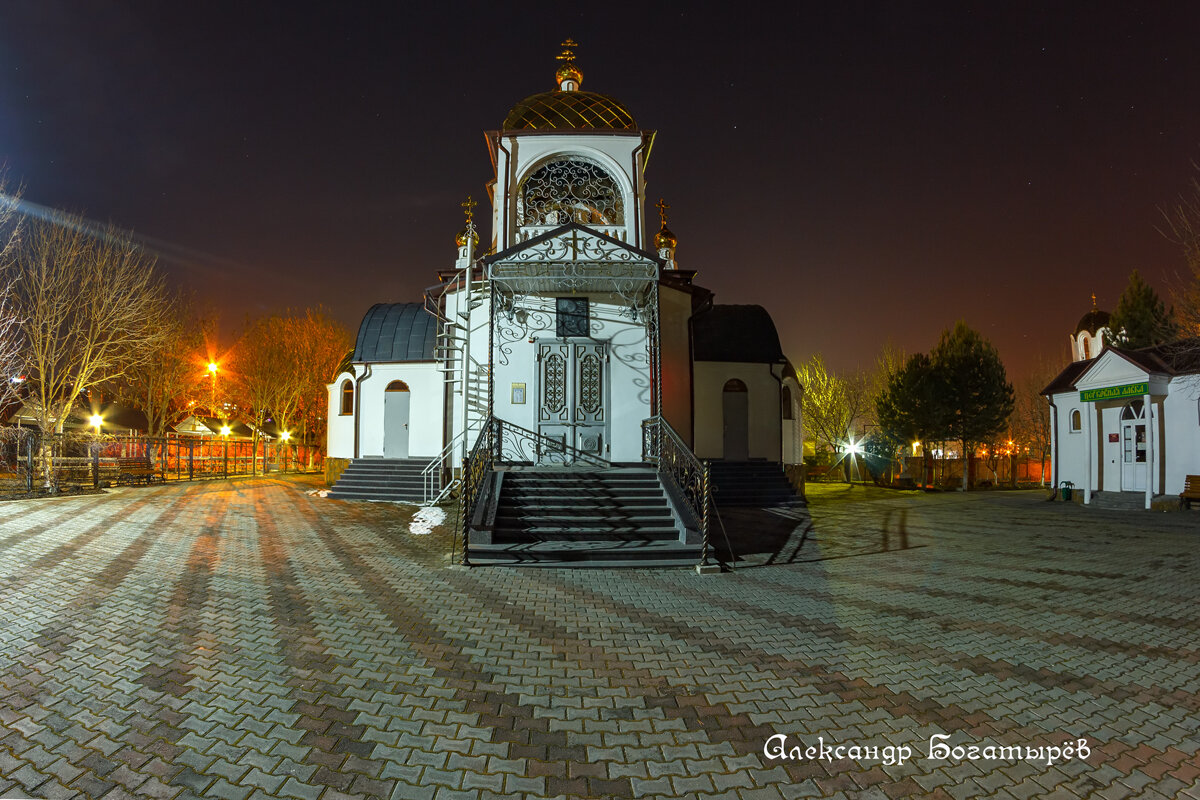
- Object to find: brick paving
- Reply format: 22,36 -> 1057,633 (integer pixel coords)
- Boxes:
0,477 -> 1197,800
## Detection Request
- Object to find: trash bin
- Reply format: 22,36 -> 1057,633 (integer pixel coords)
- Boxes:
1059,481 -> 1074,501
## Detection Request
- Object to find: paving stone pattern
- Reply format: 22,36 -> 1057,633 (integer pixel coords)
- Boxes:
0,478 -> 1198,799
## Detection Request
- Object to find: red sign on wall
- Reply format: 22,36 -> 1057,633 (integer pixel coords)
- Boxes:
1109,433 -> 1119,442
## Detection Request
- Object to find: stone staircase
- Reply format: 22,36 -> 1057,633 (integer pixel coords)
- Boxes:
468,468 -> 702,567
1086,490 -> 1150,511
327,458 -> 436,503
709,461 -> 804,507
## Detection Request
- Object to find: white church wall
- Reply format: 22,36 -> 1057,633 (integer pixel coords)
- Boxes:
1162,377 -> 1200,494
354,363 -> 444,459
658,285 -> 693,446
781,373 -> 803,465
327,373 -> 356,459
693,361 -> 782,461
1051,393 -> 1090,492
448,290 -> 652,463
495,135 -> 645,250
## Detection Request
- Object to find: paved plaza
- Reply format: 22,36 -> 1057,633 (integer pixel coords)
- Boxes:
0,477 -> 1197,800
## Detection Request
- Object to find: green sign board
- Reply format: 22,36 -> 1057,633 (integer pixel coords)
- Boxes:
1079,381 -> 1148,403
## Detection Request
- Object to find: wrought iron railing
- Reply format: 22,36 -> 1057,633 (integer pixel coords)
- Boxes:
494,418 -> 609,468
457,421 -> 496,566
641,416 -> 713,568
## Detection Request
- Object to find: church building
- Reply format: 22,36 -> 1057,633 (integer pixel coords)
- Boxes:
326,43 -> 803,563
1044,298 -> 1200,509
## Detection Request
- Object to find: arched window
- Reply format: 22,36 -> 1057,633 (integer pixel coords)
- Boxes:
1121,399 -> 1144,420
1082,337 -> 1090,359
385,380 -> 410,392
723,379 -> 748,393
781,386 -> 793,420
1069,409 -> 1081,432
339,380 -> 354,415
517,158 -> 624,226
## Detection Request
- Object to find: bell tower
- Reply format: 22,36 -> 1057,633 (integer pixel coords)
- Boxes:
485,40 -> 655,252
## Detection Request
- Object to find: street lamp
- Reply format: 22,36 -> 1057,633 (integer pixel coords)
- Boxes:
89,414 -> 103,433
207,362 -> 219,414
219,425 -> 231,437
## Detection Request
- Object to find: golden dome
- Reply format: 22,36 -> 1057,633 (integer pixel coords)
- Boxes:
654,224 -> 677,251
455,226 -> 479,248
555,63 -> 583,88
503,90 -> 637,131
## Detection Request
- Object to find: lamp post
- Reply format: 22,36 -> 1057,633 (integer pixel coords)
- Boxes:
207,362 -> 219,415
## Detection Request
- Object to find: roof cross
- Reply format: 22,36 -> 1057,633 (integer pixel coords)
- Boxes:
461,195 -> 477,226
655,198 -> 670,227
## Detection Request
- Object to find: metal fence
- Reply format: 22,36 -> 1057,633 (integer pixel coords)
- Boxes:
0,428 -> 324,495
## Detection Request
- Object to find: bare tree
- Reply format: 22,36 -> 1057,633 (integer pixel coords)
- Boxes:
1162,164 -> 1200,338
11,215 -> 170,437
108,294 -> 213,440
0,177 -> 25,406
230,309 -> 352,470
797,354 -> 871,481
1011,358 -> 1058,486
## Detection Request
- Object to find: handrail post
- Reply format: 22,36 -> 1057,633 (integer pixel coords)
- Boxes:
698,460 -> 712,568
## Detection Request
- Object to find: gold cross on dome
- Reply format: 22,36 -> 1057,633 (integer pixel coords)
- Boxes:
557,38 -> 578,65
655,198 -> 670,227
461,195 -> 477,224
1091,291 -> 1097,309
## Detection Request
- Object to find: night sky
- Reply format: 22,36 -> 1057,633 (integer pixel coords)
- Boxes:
3,3 -> 1199,380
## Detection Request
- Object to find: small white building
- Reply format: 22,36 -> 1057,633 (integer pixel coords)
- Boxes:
1044,338 -> 1200,508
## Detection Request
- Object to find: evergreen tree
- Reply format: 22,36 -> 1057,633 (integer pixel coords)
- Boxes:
930,322 -> 1014,491
875,353 -> 948,486
1108,269 -> 1176,348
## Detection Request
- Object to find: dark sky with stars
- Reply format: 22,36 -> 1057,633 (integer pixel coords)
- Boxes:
2,2 -> 1199,380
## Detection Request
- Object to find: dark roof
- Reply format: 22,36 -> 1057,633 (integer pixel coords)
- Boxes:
1075,309 -> 1110,335
1041,337 -> 1200,395
692,304 -> 785,363
1041,359 -> 1095,396
352,303 -> 436,362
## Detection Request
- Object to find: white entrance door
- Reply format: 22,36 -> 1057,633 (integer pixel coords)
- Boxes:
384,381 -> 410,458
537,341 -> 607,462
723,379 -> 750,461
1120,400 -> 1146,492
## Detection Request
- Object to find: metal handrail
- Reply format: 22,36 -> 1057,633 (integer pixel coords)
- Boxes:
641,416 -> 713,569
421,430 -> 464,505
457,418 -> 496,566
494,419 -> 609,468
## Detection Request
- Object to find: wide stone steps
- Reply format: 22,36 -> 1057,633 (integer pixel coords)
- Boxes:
473,468 -> 700,567
328,458 -> 435,503
709,461 -> 804,507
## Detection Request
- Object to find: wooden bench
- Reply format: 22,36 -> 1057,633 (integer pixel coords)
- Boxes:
1182,475 -> 1200,509
117,458 -> 159,486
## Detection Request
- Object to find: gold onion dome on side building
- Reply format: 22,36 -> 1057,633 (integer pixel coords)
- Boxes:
654,224 -> 677,251
502,39 -> 637,132
455,226 -> 479,248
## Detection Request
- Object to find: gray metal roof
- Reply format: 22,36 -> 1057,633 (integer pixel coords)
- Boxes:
352,303 -> 436,362
692,304 -> 785,363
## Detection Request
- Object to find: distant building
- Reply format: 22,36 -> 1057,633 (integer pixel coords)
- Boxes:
1044,303 -> 1200,507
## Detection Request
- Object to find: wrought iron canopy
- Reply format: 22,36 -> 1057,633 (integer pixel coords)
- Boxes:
487,224 -> 660,295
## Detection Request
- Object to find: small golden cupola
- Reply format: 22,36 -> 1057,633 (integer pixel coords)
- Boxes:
555,38 -> 583,91
455,196 -> 479,266
654,198 -> 678,267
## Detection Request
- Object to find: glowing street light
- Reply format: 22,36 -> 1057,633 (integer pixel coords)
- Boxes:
280,431 -> 291,441
89,414 -> 103,433
219,424 -> 231,437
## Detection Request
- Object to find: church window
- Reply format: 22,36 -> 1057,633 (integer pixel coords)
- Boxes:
386,380 -> 410,392
517,158 -> 624,226
781,386 -> 793,419
340,380 -> 354,415
1069,409 -> 1081,432
556,297 -> 590,337
1082,338 -> 1090,359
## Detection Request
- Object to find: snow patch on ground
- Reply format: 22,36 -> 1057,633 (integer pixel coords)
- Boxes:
410,506 -> 446,535
306,488 -> 329,498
